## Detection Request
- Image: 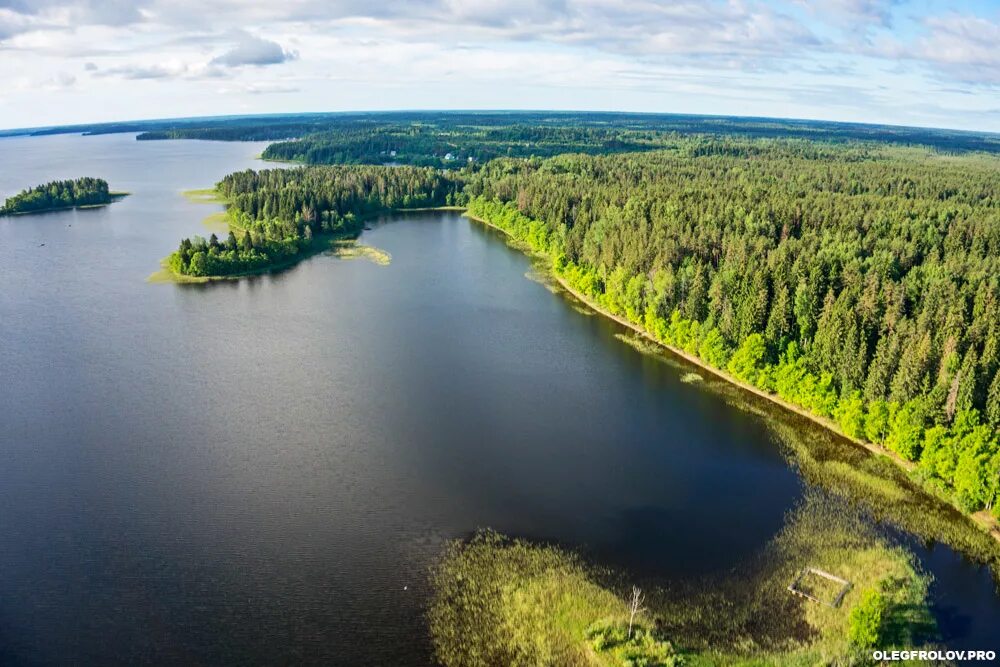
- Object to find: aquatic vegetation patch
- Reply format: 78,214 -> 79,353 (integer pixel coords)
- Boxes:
614,332 -> 668,358
428,530 -> 682,667
181,188 -> 228,204
649,493 -> 937,665
523,267 -> 561,293
147,264 -> 210,284
328,240 -> 391,265
428,497 -> 937,666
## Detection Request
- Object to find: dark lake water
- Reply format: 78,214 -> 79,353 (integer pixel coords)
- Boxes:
1,133 -> 998,665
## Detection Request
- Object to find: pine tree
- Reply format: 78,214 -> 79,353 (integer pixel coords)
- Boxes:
986,370 -> 1000,429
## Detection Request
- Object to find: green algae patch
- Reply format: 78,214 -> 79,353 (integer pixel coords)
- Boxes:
327,240 -> 391,265
681,372 -> 704,384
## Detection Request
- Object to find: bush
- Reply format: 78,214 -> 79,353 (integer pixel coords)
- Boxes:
585,621 -> 683,667
848,589 -> 887,648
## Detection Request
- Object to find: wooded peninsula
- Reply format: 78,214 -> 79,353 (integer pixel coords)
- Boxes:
167,166 -> 460,277
0,177 -> 124,216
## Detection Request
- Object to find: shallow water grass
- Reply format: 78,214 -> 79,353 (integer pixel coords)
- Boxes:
179,188 -> 233,234
429,497 -> 936,666
327,240 -> 391,265
622,494 -> 936,665
181,188 -> 227,204
614,332 -> 665,357
429,531 -> 682,666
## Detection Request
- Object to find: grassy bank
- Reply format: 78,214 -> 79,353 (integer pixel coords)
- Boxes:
429,497 -> 937,666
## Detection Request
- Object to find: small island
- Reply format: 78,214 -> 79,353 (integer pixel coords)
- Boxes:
0,177 -> 127,216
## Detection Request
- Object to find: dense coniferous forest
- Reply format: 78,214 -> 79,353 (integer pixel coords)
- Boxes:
168,166 -> 461,277
463,141 -> 1000,520
1,177 -> 116,215
166,129 -> 1000,526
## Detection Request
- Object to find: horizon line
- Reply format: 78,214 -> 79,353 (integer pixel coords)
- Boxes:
2,107 -> 999,139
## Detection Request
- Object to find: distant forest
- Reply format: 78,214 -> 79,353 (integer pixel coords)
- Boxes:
133,113 -> 1000,164
0,177 -> 115,215
5,111 -> 998,157
166,133 -> 1000,521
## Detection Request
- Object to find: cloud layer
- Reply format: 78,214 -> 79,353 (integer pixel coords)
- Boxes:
0,0 -> 998,131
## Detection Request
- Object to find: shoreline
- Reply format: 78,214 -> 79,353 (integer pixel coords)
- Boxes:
465,210 -> 1000,549
155,196 -> 1000,550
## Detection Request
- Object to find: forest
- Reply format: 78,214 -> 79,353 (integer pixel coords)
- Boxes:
462,141 -> 1000,523
131,112 -> 1000,155
9,110 -> 995,156
258,122 -> 668,167
1,177 -> 117,215
167,165 -> 461,277
166,129 -> 1000,527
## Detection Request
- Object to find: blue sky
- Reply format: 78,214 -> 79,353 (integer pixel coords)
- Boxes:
1,0 -> 998,132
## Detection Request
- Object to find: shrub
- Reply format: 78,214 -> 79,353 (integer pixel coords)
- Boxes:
848,589 -> 887,648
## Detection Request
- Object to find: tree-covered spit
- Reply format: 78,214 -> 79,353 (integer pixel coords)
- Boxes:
167,165 -> 464,277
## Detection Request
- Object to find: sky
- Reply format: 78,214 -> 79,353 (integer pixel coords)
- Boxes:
1,0 -> 999,132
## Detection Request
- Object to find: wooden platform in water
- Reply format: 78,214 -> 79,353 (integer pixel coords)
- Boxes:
787,567 -> 852,608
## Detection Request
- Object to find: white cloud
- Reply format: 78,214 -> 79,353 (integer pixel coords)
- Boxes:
210,32 -> 297,67
864,12 -> 1000,87
911,14 -> 1000,85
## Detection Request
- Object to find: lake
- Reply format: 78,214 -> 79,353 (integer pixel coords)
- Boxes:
1,133 -> 998,664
